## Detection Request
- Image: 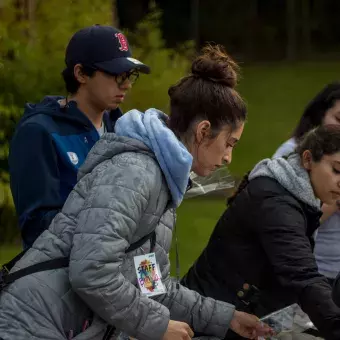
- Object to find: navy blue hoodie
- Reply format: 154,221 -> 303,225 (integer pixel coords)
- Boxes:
9,96 -> 122,248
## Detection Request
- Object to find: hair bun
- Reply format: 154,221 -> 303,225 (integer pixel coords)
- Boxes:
191,45 -> 239,88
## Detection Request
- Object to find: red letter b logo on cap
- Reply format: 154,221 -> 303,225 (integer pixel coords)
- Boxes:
115,33 -> 129,52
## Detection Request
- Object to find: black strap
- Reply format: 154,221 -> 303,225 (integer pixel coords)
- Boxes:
2,257 -> 69,286
126,230 -> 156,253
1,230 -> 156,289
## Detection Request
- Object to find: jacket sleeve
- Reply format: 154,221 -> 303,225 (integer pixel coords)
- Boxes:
155,278 -> 234,338
255,196 -> 340,340
68,159 -> 171,340
9,122 -> 62,248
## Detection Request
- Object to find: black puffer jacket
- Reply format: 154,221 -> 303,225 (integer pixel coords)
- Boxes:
182,155 -> 340,340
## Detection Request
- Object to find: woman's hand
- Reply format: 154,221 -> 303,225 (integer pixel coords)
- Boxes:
163,320 -> 194,340
230,310 -> 274,339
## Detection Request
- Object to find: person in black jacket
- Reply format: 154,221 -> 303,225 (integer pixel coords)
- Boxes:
182,124 -> 340,340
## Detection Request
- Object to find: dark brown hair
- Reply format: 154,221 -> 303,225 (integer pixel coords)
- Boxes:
168,44 -> 247,138
292,82 -> 340,141
296,124 -> 340,161
61,65 -> 96,94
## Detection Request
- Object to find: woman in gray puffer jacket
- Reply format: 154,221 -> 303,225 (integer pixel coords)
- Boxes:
0,46 -> 272,340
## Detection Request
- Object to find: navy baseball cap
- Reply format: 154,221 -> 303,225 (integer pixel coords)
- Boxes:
65,25 -> 150,74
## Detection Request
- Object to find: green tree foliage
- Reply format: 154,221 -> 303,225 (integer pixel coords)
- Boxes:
0,104 -> 18,244
0,0 -> 112,106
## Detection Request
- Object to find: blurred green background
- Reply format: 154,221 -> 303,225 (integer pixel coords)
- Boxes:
1,1 -> 340,276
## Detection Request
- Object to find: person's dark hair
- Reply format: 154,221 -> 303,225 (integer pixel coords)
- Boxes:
296,124 -> 340,162
61,65 -> 96,94
168,44 -> 247,139
292,82 -> 340,140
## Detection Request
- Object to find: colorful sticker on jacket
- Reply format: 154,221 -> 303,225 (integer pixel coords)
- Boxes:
133,253 -> 166,297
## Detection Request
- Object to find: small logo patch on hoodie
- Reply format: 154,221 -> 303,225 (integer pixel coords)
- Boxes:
67,152 -> 79,165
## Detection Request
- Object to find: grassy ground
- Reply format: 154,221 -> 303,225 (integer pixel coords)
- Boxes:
170,196 -> 226,275
2,61 -> 340,274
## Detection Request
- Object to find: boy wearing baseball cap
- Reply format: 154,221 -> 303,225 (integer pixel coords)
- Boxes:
9,25 -> 150,248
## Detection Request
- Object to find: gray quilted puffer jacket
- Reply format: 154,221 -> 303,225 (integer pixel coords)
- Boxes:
0,133 -> 234,340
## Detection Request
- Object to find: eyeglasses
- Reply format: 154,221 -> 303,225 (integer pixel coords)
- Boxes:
84,65 -> 139,87
115,70 -> 139,87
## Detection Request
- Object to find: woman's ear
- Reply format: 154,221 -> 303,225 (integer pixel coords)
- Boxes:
195,120 -> 211,144
301,150 -> 313,171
